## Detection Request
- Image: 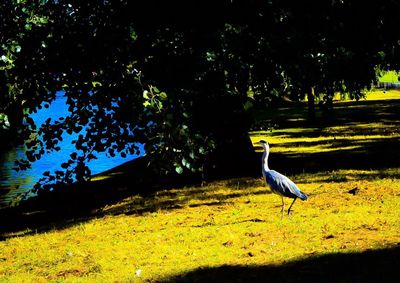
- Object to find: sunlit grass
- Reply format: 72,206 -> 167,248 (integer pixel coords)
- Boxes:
364,89 -> 400,100
1,174 -> 399,282
0,90 -> 400,282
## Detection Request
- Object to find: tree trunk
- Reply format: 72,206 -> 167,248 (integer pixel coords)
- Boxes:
307,86 -> 315,121
203,132 -> 257,181
196,94 -> 258,180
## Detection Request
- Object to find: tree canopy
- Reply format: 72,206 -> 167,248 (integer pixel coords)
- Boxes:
1,0 -> 400,193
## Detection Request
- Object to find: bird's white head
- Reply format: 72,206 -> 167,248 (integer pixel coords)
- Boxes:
259,139 -> 269,151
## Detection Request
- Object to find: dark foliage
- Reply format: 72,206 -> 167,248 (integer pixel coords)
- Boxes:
1,0 -> 400,193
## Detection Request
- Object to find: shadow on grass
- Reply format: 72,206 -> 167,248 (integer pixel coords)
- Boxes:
260,138 -> 400,177
0,156 -> 176,239
162,246 -> 400,283
102,180 -> 268,217
0,160 -> 266,240
252,97 -> 400,178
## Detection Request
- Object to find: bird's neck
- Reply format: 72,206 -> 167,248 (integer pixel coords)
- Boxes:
262,149 -> 270,172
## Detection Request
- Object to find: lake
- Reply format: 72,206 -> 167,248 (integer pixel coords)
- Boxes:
0,91 -> 143,208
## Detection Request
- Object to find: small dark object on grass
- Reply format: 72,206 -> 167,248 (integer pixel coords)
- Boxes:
348,187 -> 360,195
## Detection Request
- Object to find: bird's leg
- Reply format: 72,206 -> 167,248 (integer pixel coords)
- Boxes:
280,197 -> 285,218
287,197 -> 297,215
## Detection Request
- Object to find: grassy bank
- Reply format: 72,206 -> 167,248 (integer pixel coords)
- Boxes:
1,90 -> 400,282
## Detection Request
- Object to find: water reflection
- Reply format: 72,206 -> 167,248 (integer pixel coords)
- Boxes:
0,91 -> 143,208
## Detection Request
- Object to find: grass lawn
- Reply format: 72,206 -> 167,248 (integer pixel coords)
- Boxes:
0,90 -> 400,282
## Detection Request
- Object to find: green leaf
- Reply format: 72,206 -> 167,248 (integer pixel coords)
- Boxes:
175,166 -> 184,174
130,30 -> 138,41
206,51 -> 217,62
246,87 -> 255,99
244,100 -> 253,111
92,81 -> 102,87
159,92 -> 167,100
182,158 -> 191,169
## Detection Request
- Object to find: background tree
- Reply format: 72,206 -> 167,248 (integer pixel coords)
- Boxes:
264,0 -> 392,120
0,0 -> 55,145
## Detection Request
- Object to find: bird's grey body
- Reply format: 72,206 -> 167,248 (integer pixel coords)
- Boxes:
260,139 -> 308,215
263,170 -> 308,201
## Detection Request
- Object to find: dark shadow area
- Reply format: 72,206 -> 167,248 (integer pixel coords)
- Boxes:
162,246 -> 400,283
0,156 -> 265,240
0,155 -> 195,239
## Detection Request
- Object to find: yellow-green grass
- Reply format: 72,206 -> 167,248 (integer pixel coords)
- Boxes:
364,89 -> 400,100
1,90 -> 400,282
378,70 -> 399,83
1,175 -> 399,282
1,174 -> 400,282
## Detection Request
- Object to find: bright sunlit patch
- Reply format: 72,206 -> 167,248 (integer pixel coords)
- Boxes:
365,89 -> 400,100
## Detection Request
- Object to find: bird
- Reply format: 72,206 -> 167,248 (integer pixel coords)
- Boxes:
259,139 -> 308,215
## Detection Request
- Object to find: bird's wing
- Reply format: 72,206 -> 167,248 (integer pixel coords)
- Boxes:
265,170 -> 307,200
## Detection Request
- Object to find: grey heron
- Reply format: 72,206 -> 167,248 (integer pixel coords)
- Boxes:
259,140 -> 308,215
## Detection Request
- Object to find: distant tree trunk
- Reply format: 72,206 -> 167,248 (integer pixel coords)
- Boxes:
326,88 -> 334,113
307,86 -> 315,121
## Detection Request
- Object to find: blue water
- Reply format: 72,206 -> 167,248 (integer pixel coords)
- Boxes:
0,91 -> 143,207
